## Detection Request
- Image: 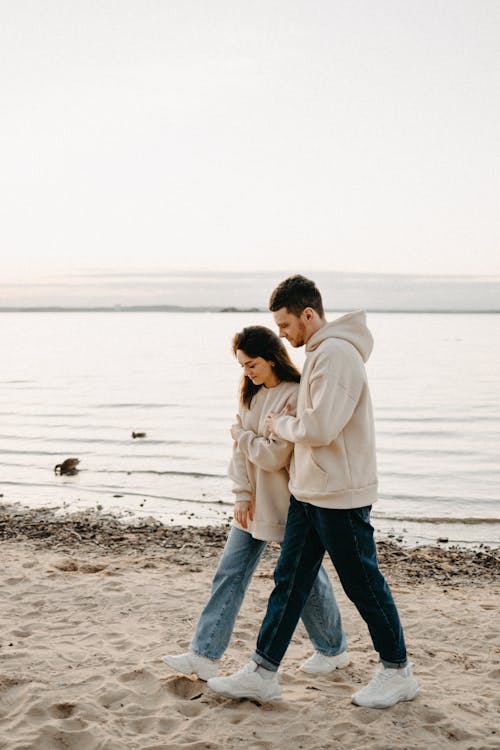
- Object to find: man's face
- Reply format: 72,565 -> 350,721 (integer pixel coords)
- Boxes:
272,307 -> 307,347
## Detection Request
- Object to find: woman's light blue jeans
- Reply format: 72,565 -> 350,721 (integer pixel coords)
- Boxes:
190,525 -> 347,660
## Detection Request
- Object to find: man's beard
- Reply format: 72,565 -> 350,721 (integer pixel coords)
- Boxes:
291,320 -> 307,347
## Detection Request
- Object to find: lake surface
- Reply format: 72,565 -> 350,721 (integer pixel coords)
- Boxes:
1,311 -> 499,548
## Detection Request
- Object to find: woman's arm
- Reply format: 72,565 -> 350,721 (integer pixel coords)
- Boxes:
227,442 -> 255,529
234,429 -> 293,472
227,442 -> 253,502
230,395 -> 295,472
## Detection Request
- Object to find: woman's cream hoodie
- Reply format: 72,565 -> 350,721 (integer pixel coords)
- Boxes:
272,311 -> 378,510
228,381 -> 298,541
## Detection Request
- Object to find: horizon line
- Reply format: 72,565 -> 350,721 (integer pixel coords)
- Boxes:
0,306 -> 499,314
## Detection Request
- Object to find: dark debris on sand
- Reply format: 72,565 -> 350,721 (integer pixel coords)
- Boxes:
0,504 -> 230,558
375,539 -> 499,585
0,504 -> 498,585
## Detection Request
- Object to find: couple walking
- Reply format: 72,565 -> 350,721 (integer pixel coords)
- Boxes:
164,275 -> 419,709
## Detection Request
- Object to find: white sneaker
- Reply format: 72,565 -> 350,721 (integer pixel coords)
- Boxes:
300,650 -> 350,674
352,664 -> 420,709
162,651 -> 218,681
207,661 -> 281,701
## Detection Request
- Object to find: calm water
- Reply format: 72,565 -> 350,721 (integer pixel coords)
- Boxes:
1,312 -> 499,547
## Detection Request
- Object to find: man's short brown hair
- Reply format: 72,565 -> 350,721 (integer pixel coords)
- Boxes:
269,275 -> 325,318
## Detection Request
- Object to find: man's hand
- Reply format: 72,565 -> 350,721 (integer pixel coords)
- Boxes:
265,402 -> 292,437
233,499 -> 255,529
230,414 -> 243,442
264,412 -> 276,437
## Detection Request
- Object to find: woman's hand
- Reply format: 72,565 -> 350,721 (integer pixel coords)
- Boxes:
230,414 -> 243,442
233,499 -> 255,529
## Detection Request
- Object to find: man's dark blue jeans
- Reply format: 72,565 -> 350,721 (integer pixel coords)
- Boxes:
253,496 -> 407,671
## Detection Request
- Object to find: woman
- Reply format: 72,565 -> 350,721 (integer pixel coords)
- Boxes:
163,326 -> 348,680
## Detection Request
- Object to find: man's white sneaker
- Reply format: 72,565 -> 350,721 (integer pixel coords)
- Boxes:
300,650 -> 350,674
351,664 -> 420,709
207,661 -> 281,701
162,651 -> 218,681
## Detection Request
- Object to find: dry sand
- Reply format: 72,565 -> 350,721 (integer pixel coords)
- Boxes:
0,505 -> 498,750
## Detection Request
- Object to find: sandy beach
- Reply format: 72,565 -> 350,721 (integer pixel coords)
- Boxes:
0,505 -> 498,750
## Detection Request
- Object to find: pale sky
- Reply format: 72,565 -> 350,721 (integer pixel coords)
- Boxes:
2,0 -> 499,283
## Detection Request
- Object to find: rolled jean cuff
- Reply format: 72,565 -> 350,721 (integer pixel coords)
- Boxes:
380,658 -> 408,669
252,651 -> 279,672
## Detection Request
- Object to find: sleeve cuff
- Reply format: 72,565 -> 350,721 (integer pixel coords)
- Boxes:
236,429 -> 251,453
273,414 -> 294,441
232,489 -> 252,503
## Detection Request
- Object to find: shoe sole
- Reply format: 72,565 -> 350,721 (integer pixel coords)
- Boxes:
162,656 -> 217,682
352,685 -> 420,709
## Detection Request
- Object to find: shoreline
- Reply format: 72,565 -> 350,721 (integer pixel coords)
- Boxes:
2,496 -> 497,550
1,503 -> 498,585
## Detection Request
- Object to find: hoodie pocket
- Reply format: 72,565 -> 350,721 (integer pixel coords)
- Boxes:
293,445 -> 328,493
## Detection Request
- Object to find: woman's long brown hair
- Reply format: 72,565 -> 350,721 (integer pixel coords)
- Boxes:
232,326 -> 300,408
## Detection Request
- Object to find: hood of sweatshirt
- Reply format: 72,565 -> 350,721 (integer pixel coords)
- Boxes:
305,311 -> 373,362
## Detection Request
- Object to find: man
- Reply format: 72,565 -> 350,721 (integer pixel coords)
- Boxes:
208,275 -> 419,709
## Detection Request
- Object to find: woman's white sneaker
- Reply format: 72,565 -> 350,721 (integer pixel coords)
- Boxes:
300,650 -> 350,674
352,664 -> 420,708
207,661 -> 281,701
162,652 -> 218,681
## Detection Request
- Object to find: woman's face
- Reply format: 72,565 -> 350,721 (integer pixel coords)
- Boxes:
236,349 -> 278,388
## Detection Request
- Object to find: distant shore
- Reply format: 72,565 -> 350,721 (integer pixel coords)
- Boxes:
3,270 -> 500,313
1,306 -> 499,313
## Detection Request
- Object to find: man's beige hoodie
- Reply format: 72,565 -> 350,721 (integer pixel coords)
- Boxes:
228,381 -> 298,541
273,311 -> 378,509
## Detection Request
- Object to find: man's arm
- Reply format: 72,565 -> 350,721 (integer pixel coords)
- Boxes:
268,349 -> 363,446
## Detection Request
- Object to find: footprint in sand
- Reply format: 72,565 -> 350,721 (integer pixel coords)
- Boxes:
28,725 -> 98,750
49,702 -> 76,719
52,559 -> 108,574
97,687 -> 131,709
0,676 -> 35,729
163,675 -> 206,700
53,560 -> 79,572
324,720 -> 368,742
11,628 -> 33,638
419,706 -> 447,725
79,563 -> 108,574
5,576 -> 27,585
118,668 -> 157,688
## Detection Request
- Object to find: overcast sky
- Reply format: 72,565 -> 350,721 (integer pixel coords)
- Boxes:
2,0 -> 499,283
